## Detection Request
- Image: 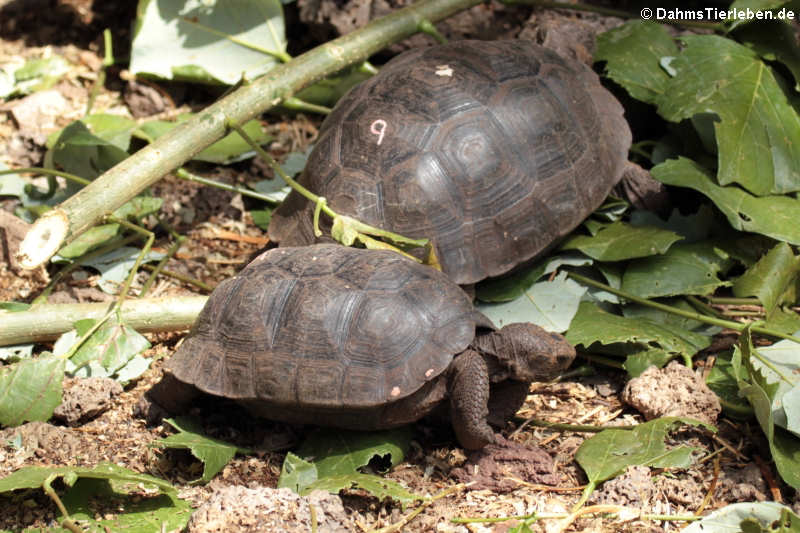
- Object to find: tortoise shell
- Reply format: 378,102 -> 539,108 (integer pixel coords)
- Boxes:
167,245 -> 486,416
269,40 -> 631,284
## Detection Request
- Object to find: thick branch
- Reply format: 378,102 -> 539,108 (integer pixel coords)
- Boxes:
0,297 -> 207,345
16,0 -> 481,269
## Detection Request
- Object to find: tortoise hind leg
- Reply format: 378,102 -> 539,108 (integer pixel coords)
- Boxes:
448,349 -> 495,450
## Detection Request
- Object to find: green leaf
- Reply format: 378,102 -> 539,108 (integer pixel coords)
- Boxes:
295,427 -> 412,479
629,205 -> 715,244
736,331 -> 800,489
295,66 -> 373,107
751,336 -> 800,436
0,343 -> 34,362
250,208 -> 273,230
80,114 -> 137,151
576,417 -> 711,489
655,34 -> 800,195
135,116 -> 271,164
278,452 -> 319,494
0,354 -> 65,426
764,308 -> 800,336
622,298 -> 706,332
80,246 -> 165,294
595,21 -> 678,104
623,348 -> 676,378
153,417 -> 250,483
0,301 -> 31,312
734,16 -> 800,91
305,473 -> 421,506
60,477 -> 192,532
652,157 -> 800,244
130,0 -> 287,84
565,301 -> 710,359
113,196 -> 164,221
51,121 -> 131,181
706,352 -> 753,419
5,55 -> 70,96
56,223 -> 120,259
278,429 -> 421,505
0,461 -> 176,494
621,242 -> 733,298
682,502 -> 800,533
476,253 -> 591,303
560,221 -> 682,261
733,242 -> 799,317
67,313 -> 151,379
476,272 -> 585,333
194,120 -> 271,164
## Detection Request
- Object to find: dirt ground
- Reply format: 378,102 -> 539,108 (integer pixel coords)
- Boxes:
1,1 -> 797,532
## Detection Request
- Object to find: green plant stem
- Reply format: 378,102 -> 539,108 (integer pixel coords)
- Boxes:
140,263 -> 213,292
724,310 -> 763,317
227,120 -> 336,218
709,296 -> 761,305
0,167 -> 91,187
108,217 -> 155,306
717,396 -> 754,417
86,28 -> 113,115
0,297 -> 207,345
685,295 -> 725,319
42,475 -> 81,533
282,97 -> 332,115
577,352 -> 624,369
452,509 -> 700,524
567,272 -> 800,345
175,168 -> 283,204
418,19 -> 447,43
138,235 -> 185,297
514,417 -> 634,433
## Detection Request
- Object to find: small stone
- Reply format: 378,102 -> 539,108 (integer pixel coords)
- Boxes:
53,377 -> 123,426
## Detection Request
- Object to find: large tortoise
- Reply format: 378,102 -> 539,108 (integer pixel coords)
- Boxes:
269,39 -> 631,284
143,245 -> 575,449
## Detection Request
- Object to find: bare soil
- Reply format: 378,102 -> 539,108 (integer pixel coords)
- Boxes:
1,1 -> 796,532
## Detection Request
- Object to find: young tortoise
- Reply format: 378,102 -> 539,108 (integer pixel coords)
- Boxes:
269,40 -> 631,284
142,245 -> 575,449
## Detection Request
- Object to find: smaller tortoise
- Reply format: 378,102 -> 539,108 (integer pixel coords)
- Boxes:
142,245 -> 575,449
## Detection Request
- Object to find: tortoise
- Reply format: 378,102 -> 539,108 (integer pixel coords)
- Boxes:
142,245 -> 575,449
269,39 -> 631,284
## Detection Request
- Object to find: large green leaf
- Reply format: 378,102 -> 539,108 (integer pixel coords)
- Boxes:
575,417 -> 710,505
0,354 -> 65,426
58,478 -> 192,533
476,272 -> 585,332
565,301 -> 710,358
734,17 -> 800,91
656,35 -> 800,195
66,313 -> 152,379
733,242 -> 799,317
652,157 -> 800,244
51,121 -> 130,181
595,21 -> 677,104
621,242 -> 732,298
560,221 -> 681,261
130,0 -> 286,84
0,461 -> 176,494
278,429 -> 421,505
153,417 -> 251,483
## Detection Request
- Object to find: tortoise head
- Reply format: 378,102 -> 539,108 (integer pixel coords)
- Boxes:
475,322 -> 576,382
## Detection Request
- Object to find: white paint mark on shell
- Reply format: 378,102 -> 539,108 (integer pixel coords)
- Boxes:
370,119 -> 387,145
425,368 -> 435,378
435,64 -> 453,77
390,386 -> 401,397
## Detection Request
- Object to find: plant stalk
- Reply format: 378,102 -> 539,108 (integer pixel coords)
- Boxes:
0,297 -> 207,345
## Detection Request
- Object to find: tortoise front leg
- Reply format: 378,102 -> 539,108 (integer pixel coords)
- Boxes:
448,349 -> 495,450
